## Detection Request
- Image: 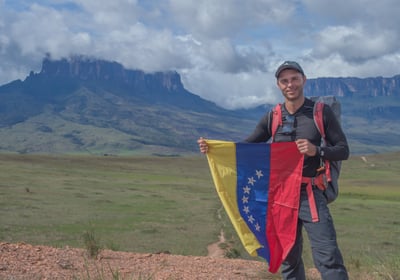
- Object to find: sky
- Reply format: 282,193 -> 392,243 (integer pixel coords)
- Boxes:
1,0 -> 400,109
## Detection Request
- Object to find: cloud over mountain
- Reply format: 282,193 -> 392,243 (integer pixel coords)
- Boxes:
1,0 -> 400,109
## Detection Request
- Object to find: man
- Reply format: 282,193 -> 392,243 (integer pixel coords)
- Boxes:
198,61 -> 349,280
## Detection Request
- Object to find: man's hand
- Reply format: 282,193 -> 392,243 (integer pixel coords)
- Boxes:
295,139 -> 317,156
197,137 -> 208,154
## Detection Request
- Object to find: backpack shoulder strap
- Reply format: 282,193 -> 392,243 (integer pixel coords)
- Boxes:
313,101 -> 332,181
313,101 -> 325,140
271,104 -> 282,141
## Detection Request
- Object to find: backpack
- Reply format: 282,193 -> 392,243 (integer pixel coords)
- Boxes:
270,96 -> 342,203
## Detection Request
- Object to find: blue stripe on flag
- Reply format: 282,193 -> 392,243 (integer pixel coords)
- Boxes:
236,143 -> 271,261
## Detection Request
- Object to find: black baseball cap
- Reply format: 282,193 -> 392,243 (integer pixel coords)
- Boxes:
275,61 -> 305,78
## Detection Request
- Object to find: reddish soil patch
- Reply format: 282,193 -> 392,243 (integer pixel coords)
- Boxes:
0,242 -> 275,279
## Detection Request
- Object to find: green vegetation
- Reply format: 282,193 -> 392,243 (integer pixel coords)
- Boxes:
0,152 -> 399,279
0,154 -> 218,256
341,95 -> 400,154
82,229 -> 102,258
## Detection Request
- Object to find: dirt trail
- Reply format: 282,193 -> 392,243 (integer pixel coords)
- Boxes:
207,229 -> 226,258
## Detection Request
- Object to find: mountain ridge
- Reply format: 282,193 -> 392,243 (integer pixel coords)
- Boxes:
0,56 -> 399,155
304,76 -> 400,98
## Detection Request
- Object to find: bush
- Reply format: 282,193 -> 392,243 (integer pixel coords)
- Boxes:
82,229 -> 102,258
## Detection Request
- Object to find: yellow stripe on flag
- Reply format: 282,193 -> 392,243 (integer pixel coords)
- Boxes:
205,140 -> 262,257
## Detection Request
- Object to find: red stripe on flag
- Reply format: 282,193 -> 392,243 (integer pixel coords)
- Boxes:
266,142 -> 304,273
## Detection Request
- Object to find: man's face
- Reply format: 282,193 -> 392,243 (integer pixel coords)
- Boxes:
276,69 -> 306,101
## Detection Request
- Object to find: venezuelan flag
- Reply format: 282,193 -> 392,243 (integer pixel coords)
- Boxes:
205,140 -> 304,273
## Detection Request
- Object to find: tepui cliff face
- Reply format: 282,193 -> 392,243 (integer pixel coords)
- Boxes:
31,56 -> 185,94
305,76 -> 400,97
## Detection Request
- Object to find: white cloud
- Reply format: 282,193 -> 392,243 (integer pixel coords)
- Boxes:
0,0 -> 400,109
303,0 -> 400,29
9,4 -> 90,58
74,0 -> 141,29
94,23 -> 194,72
181,69 -> 280,109
168,0 -> 296,40
312,25 -> 400,63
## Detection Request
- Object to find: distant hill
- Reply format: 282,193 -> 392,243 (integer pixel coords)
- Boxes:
0,56 -> 399,155
0,56 -> 254,155
304,76 -> 400,154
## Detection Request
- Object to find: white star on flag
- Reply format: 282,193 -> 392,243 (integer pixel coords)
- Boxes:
248,177 -> 256,186
243,185 -> 251,194
255,170 -> 263,179
248,215 -> 255,224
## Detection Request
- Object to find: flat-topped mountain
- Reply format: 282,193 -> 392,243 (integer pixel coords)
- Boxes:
0,56 -> 399,155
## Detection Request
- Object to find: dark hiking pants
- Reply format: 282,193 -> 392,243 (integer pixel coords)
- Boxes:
281,187 -> 349,280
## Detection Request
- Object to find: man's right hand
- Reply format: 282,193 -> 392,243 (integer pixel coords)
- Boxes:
197,137 -> 208,154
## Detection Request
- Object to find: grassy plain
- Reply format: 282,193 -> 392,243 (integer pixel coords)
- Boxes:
0,152 -> 399,279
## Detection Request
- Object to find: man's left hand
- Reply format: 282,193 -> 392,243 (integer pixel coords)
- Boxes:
295,139 -> 317,156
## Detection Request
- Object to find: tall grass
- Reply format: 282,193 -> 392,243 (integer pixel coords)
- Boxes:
82,228 -> 102,258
